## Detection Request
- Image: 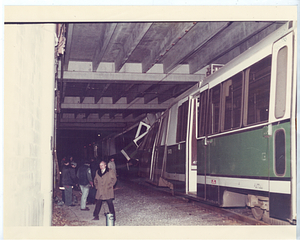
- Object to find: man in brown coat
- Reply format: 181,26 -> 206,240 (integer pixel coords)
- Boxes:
92,160 -> 117,221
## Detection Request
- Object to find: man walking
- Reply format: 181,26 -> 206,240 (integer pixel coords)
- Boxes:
77,160 -> 93,211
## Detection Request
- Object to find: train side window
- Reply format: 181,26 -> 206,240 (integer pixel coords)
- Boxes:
246,56 -> 271,125
176,100 -> 189,142
198,90 -> 208,137
208,85 -> 221,134
222,72 -> 243,131
275,46 -> 288,119
274,129 -> 286,176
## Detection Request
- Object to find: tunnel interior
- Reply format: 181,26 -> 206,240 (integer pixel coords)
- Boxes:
56,126 -> 139,176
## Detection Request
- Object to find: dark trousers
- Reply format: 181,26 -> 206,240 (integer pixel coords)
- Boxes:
93,199 -> 115,217
87,187 -> 96,203
64,185 -> 73,206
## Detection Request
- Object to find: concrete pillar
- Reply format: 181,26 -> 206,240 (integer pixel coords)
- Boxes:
4,24 -> 56,226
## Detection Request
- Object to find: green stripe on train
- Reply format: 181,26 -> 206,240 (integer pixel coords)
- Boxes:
197,122 -> 291,178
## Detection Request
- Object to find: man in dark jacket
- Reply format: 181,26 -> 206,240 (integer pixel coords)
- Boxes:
61,158 -> 77,206
77,160 -> 93,211
87,157 -> 98,204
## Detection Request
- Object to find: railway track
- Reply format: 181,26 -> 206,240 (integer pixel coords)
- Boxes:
166,192 -> 268,225
121,176 -> 292,225
181,191 -> 292,225
135,178 -> 284,226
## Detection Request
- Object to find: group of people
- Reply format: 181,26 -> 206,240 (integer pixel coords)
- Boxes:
60,156 -> 117,221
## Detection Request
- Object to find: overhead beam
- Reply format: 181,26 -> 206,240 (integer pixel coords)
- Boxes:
61,110 -> 146,122
141,22 -> 195,73
79,83 -> 91,103
95,83 -> 111,103
111,84 -> 128,104
61,70 -> 201,83
157,83 -> 195,104
98,112 -> 106,119
115,23 -> 152,72
122,112 -> 132,119
61,102 -> 170,110
119,83 -> 135,103
126,84 -> 153,104
132,112 -> 144,119
188,21 -> 274,74
162,22 -> 230,74
58,122 -> 128,130
144,84 -> 175,104
109,113 -> 115,119
92,23 -> 117,72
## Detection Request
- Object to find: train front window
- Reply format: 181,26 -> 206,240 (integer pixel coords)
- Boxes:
223,72 -> 243,131
246,56 -> 271,125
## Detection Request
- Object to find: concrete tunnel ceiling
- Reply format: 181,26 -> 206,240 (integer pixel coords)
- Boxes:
57,21 -> 287,139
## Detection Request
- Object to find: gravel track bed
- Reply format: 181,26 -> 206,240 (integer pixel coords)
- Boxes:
52,179 -> 246,226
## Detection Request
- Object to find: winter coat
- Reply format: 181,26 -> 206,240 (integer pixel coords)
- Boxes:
77,164 -> 93,186
61,164 -> 77,186
94,168 -> 117,200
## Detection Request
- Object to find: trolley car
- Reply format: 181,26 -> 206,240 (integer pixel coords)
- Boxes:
136,21 -> 297,224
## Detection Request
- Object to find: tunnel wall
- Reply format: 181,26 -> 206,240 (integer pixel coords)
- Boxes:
4,24 -> 56,226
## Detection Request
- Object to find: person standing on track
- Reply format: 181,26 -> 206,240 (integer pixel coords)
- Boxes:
87,157 -> 98,204
92,160 -> 117,221
108,157 -> 118,189
77,159 -> 93,211
61,157 -> 77,207
108,158 -> 116,175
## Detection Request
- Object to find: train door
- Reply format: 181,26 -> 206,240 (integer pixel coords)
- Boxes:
267,31 -> 295,222
196,86 -> 209,199
163,98 -> 189,192
149,113 -> 169,184
174,98 -> 189,192
186,96 -> 198,194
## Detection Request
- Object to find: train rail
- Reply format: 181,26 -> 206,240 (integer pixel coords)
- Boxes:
135,178 -> 290,226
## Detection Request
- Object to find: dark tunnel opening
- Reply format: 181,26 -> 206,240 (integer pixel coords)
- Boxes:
56,126 -> 140,180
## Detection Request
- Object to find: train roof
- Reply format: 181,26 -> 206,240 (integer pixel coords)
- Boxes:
200,21 -> 296,89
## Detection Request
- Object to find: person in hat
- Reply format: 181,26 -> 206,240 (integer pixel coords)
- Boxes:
92,160 -> 117,221
77,159 -> 93,211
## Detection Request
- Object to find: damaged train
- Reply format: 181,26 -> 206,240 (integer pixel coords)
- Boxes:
119,21 -> 297,225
